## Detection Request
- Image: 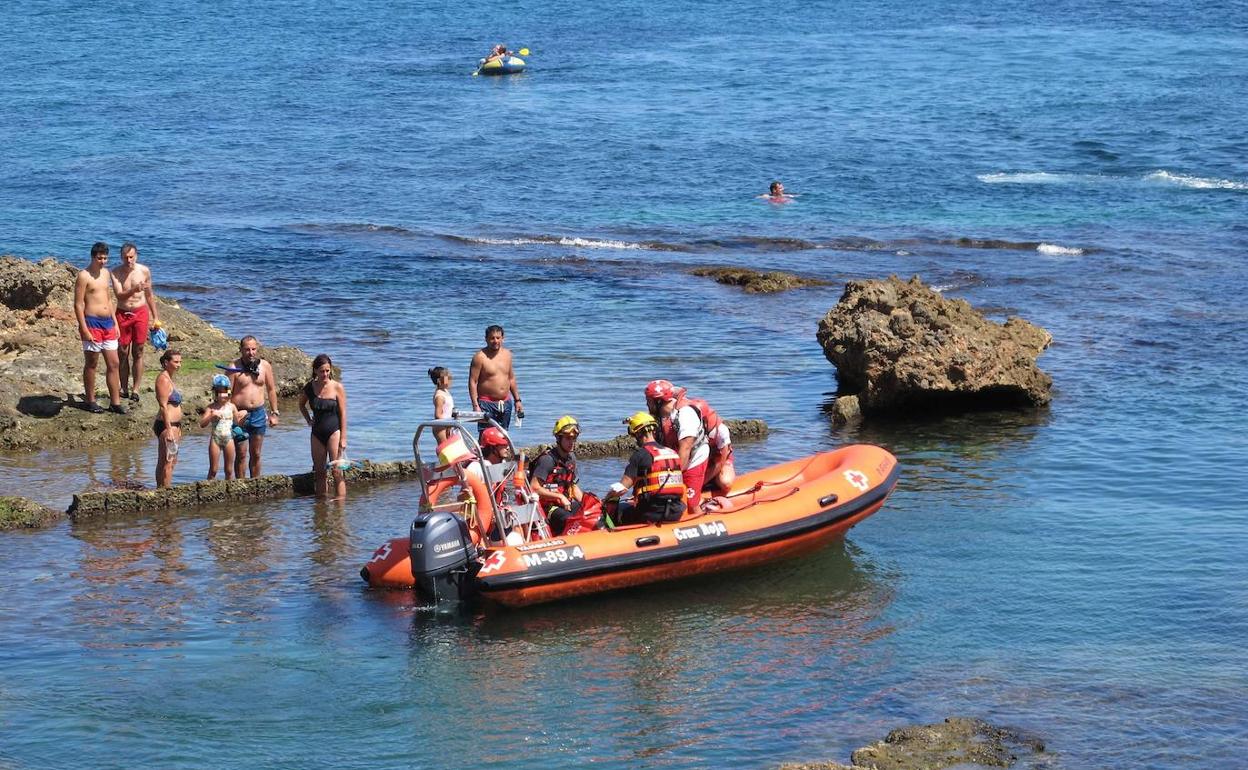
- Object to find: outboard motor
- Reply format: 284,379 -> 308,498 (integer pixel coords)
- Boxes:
408,510 -> 480,603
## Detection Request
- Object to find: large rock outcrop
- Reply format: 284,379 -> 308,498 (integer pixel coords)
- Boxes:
816,276 -> 1052,418
0,255 -> 312,450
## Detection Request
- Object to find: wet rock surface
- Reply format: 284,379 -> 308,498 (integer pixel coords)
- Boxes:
0,255 -> 312,451
816,276 -> 1052,419
0,496 -> 60,529
779,717 -> 1049,770
690,266 -> 830,293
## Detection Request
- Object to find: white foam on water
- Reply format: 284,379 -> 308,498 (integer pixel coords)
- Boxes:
465,235 -> 648,250
977,172 -> 1078,184
1037,243 -> 1085,256
556,236 -> 648,250
1145,170 -> 1248,191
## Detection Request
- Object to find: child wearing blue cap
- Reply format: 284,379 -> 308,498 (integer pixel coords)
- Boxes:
199,374 -> 242,479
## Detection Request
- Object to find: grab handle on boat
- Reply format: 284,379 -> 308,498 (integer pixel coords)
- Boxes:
818,493 -> 839,507
635,536 -> 660,548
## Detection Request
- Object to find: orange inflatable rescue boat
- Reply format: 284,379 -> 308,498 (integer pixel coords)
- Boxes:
362,417 -> 900,607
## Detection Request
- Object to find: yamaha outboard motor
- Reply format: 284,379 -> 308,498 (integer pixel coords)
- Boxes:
408,511 -> 479,602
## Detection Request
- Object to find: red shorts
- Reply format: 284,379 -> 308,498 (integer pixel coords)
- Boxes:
116,305 -> 149,346
683,461 -> 707,511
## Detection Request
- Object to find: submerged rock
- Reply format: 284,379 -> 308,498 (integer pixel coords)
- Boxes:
816,276 -> 1052,418
779,717 -> 1047,770
0,496 -> 60,530
690,266 -> 830,293
0,255 -> 313,451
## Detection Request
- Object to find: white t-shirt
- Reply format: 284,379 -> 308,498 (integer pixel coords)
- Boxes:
675,404 -> 710,468
434,388 -> 454,420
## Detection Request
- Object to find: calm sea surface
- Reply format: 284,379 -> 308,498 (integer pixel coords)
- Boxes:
2,1 -> 1246,768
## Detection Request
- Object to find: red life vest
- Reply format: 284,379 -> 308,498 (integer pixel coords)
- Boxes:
635,442 -> 686,500
660,388 -> 722,453
529,447 -> 578,513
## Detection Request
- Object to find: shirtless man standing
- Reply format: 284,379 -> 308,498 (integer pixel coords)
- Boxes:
229,335 -> 280,478
73,242 -> 124,414
110,242 -> 160,402
468,324 -> 522,435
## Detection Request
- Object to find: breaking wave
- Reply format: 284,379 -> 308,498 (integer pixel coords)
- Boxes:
1037,243 -> 1084,256
445,234 -> 667,250
979,169 -> 1248,191
1145,170 -> 1248,191
288,224 -> 1090,259
977,172 -> 1083,184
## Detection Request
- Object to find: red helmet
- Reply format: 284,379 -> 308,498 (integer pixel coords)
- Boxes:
645,379 -> 676,402
480,427 -> 509,448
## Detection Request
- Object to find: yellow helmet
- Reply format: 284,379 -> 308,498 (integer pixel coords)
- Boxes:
553,415 -> 580,437
623,410 -> 657,437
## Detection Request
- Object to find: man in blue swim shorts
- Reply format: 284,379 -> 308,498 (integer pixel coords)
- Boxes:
73,242 -> 125,414
229,335 -> 280,478
468,324 -> 523,435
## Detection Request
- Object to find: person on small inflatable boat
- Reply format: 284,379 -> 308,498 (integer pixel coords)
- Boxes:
469,426 -> 513,498
605,412 -> 687,525
528,415 -> 585,535
464,426 -> 530,545
483,44 -> 510,65
645,379 -> 736,511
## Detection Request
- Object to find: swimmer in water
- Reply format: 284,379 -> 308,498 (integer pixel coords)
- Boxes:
761,180 -> 796,202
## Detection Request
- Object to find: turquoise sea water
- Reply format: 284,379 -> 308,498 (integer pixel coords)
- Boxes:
2,1 -> 1247,768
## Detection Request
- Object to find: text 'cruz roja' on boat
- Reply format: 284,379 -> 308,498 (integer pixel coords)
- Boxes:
361,414 -> 900,608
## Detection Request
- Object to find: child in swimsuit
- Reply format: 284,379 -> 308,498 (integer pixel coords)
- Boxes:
429,366 -> 454,443
199,374 -> 238,479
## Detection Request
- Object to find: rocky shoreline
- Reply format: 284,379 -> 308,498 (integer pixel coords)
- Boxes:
0,255 -> 313,451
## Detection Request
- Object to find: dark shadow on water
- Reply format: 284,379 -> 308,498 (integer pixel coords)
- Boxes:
821,392 -> 1051,449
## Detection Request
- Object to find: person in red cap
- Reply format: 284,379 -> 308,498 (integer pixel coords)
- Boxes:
644,379 -> 735,511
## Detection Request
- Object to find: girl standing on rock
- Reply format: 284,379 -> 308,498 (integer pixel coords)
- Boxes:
153,349 -> 183,488
298,354 -> 348,499
199,374 -> 239,480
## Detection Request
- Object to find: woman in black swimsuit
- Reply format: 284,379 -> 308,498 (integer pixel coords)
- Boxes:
298,354 -> 349,498
154,349 -> 183,488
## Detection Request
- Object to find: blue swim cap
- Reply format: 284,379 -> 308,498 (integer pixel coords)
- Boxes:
212,374 -> 231,389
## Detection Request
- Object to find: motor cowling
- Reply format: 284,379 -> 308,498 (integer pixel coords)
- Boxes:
409,511 -> 480,602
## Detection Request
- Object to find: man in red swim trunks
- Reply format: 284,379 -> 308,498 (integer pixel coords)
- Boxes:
110,242 -> 161,402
